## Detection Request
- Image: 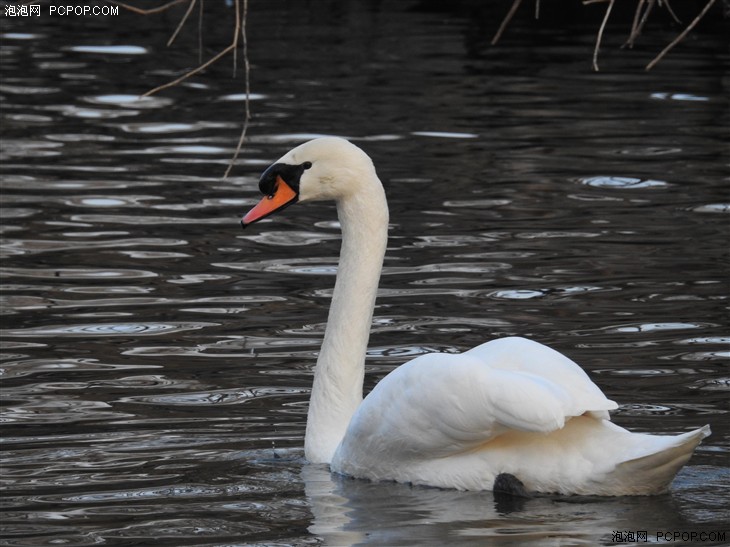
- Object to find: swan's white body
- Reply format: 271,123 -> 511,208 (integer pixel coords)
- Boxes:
242,137 -> 710,496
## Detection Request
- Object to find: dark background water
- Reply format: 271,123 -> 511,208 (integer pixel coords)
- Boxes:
1,1 -> 728,545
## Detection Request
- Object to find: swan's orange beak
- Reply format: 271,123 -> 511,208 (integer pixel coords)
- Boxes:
241,176 -> 299,228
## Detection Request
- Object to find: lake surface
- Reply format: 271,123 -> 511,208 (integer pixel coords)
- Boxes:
1,2 -> 728,546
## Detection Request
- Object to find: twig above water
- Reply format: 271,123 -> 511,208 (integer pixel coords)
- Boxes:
224,0 -> 251,180
645,0 -> 717,71
593,0 -> 615,71
491,0 -> 718,71
109,0 -> 252,178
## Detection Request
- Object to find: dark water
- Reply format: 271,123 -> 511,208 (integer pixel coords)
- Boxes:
1,2 -> 729,546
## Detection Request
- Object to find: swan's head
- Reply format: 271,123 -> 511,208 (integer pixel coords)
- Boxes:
241,137 -> 377,227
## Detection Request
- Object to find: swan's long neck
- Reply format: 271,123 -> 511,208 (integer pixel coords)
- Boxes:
304,177 -> 389,463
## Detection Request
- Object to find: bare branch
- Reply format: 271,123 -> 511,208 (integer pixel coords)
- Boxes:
593,0 -> 615,71
662,0 -> 682,24
225,0 -> 251,179
232,0 -> 240,77
166,0 -> 197,47
646,0 -> 717,71
491,0 -> 524,45
198,0 -> 204,65
142,43 -> 236,97
117,0 -> 251,174
142,0 -> 242,97
624,0 -> 648,48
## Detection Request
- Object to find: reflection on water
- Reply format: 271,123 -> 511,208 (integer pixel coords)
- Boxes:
303,463 -> 730,546
1,1 -> 728,545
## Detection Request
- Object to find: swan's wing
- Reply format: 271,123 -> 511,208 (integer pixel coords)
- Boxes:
341,337 -> 617,459
466,336 -> 618,420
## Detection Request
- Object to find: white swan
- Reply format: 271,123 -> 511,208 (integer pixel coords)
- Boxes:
241,137 -> 710,496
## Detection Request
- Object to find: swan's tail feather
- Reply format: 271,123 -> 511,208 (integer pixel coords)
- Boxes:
607,425 -> 711,495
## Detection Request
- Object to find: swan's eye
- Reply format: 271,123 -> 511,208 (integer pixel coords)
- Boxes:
302,161 -> 312,170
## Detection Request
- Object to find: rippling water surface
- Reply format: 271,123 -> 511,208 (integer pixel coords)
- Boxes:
1,2 -> 728,546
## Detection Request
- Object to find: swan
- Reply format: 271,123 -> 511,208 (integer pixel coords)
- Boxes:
240,137 -> 710,496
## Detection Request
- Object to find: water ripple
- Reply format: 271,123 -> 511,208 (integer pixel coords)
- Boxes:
69,214 -> 227,225
214,258 -> 338,275
3,322 -> 217,338
676,337 -> 730,345
1,238 -> 186,256
0,176 -> 163,191
117,121 -> 231,134
490,289 -> 546,300
2,397 -> 133,424
688,203 -> 730,214
117,386 -> 309,407
1,139 -> 63,158
0,84 -> 61,95
241,231 -> 341,246
61,195 -> 163,207
122,335 -> 321,359
443,199 -> 511,208
69,45 -> 148,55
611,322 -> 716,333
691,378 -> 730,392
3,294 -> 284,312
650,92 -> 710,102
82,94 -> 170,108
0,358 -> 161,379
1,32 -> 43,40
581,176 -> 670,189
0,267 -> 158,280
412,131 -> 478,139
